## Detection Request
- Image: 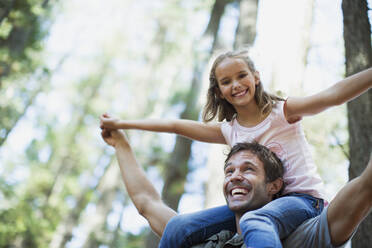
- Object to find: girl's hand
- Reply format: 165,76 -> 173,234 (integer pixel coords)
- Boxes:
100,113 -> 121,130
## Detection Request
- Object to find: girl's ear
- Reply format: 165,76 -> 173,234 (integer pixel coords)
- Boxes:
254,71 -> 260,85
267,178 -> 283,196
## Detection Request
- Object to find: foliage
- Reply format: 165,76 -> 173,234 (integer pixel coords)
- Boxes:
0,0 -> 53,146
0,0 -> 50,81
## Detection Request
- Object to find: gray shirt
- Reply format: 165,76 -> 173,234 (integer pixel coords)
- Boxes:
192,207 -> 350,248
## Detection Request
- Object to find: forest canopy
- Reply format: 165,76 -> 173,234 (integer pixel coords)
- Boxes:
0,0 -> 371,247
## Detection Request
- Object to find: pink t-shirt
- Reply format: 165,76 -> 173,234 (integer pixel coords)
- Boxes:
221,101 -> 325,199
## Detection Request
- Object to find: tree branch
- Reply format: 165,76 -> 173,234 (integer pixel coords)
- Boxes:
331,130 -> 350,160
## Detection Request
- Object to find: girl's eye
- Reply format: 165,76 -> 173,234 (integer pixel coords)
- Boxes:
221,80 -> 230,85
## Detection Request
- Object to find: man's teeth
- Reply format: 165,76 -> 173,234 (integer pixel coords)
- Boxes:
232,188 -> 248,195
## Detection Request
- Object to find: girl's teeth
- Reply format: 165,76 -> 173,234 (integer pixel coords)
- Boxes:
234,90 -> 247,97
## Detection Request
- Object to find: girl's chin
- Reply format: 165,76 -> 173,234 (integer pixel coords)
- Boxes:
231,98 -> 254,107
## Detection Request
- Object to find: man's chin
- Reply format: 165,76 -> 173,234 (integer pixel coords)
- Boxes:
227,202 -> 252,213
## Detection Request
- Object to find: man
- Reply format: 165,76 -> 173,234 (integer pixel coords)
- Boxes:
101,128 -> 372,247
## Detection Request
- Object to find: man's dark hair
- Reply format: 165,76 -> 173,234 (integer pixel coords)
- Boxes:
225,142 -> 285,197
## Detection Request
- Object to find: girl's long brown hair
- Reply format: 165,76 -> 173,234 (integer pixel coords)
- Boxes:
202,50 -> 284,122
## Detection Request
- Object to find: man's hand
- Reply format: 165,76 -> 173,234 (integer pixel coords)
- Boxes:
100,113 -> 121,130
101,127 -> 128,148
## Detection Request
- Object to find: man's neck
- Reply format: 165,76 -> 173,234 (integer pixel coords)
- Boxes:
235,214 -> 242,234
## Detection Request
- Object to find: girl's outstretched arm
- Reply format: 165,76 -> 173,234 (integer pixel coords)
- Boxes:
100,114 -> 226,144
285,67 -> 372,120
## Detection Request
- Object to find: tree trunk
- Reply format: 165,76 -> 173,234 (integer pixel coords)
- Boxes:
82,164 -> 122,248
342,0 -> 372,247
49,157 -> 115,248
145,1 -> 231,247
45,62 -> 108,204
47,64 -> 111,247
233,0 -> 258,49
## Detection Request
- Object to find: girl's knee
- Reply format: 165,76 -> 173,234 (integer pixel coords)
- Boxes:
240,209 -> 270,225
239,210 -> 278,238
168,214 -> 188,226
163,214 -> 190,236
160,215 -> 193,248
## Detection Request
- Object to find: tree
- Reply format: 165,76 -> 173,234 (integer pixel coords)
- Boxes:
145,0 -> 233,246
0,0 -> 54,146
342,0 -> 372,247
0,0 -> 51,82
233,0 -> 258,49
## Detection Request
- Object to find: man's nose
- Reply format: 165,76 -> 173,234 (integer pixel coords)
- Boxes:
230,169 -> 243,181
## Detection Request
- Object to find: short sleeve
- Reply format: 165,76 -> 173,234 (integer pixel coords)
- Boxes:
283,98 -> 302,124
220,121 -> 233,147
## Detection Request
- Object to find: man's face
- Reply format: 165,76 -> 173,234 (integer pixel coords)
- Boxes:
223,150 -> 273,215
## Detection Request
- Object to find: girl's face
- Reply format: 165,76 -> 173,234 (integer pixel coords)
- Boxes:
215,57 -> 260,108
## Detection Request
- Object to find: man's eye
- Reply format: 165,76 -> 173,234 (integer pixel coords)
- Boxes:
239,74 -> 247,78
243,167 -> 253,172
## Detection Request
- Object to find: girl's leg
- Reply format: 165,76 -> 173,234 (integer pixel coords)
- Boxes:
240,193 -> 323,248
159,205 -> 235,248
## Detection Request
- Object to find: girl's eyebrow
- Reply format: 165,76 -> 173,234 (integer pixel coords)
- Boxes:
219,76 -> 229,82
219,70 -> 247,82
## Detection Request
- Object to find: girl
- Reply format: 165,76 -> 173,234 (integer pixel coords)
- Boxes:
100,50 -> 372,247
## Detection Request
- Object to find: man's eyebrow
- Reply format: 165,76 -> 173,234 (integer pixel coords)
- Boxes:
244,161 -> 258,169
224,162 -> 232,169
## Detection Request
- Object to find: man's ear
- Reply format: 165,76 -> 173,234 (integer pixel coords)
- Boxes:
267,178 -> 283,196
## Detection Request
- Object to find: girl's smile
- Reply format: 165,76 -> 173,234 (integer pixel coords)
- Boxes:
232,88 -> 249,97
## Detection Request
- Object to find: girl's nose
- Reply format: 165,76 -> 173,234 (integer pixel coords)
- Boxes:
232,80 -> 240,88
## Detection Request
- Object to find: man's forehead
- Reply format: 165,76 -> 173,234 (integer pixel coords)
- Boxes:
225,150 -> 262,167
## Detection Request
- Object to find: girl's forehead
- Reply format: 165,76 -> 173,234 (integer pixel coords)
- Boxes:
218,57 -> 246,67
215,58 -> 249,76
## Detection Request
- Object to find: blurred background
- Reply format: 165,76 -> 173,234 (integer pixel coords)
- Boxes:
0,0 -> 371,247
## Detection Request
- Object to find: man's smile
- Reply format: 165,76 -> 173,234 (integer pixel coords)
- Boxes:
231,187 -> 249,196
228,184 -> 252,200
